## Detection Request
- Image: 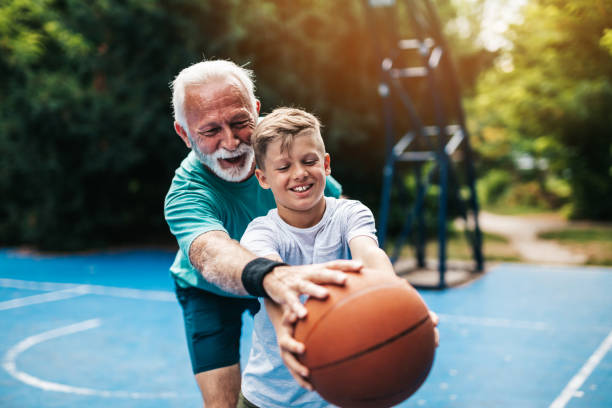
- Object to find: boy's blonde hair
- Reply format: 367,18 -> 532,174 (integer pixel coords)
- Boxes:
252,107 -> 325,169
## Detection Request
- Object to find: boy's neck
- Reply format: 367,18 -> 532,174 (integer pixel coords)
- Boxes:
277,197 -> 327,229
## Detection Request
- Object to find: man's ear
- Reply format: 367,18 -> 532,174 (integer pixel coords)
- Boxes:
255,168 -> 270,189
174,121 -> 191,148
324,153 -> 331,176
255,99 -> 261,115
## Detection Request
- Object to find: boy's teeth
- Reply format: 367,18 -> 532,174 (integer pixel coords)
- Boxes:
293,185 -> 310,192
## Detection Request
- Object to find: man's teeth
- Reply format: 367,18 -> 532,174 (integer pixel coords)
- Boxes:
222,155 -> 243,163
292,185 -> 311,192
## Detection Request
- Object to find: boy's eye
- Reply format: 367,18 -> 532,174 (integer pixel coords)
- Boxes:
276,164 -> 290,171
304,159 -> 318,166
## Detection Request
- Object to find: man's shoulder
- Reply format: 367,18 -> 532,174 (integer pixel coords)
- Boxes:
171,152 -> 210,186
244,210 -> 278,234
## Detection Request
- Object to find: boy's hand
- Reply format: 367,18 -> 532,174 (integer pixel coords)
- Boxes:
430,310 -> 440,347
262,260 -> 363,318
276,309 -> 314,391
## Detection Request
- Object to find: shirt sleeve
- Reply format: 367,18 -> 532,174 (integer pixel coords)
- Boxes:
240,217 -> 282,259
324,175 -> 342,198
164,182 -> 228,259
344,200 -> 379,245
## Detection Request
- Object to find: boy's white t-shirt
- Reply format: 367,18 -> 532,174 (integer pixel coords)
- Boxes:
240,196 -> 378,408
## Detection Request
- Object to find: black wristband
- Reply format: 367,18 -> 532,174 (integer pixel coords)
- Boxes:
241,257 -> 287,298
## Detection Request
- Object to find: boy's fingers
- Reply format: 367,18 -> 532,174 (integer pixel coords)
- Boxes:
428,310 -> 440,347
280,350 -> 312,390
279,332 -> 305,355
288,368 -> 313,391
429,310 -> 439,326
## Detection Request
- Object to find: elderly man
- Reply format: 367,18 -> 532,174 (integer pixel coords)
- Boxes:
164,59 -> 361,407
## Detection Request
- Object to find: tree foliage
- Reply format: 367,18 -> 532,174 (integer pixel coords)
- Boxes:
468,0 -> 612,219
0,0 -> 502,250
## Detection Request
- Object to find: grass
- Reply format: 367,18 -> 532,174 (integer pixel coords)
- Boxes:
481,202 -> 553,216
538,225 -> 612,266
390,231 -> 521,263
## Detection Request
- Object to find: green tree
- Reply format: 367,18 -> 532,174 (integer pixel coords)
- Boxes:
0,0 -> 491,250
468,0 -> 612,219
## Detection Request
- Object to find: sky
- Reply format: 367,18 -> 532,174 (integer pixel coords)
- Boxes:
478,0 -> 528,50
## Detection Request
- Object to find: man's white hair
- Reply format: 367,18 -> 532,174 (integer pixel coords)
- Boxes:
171,59 -> 257,128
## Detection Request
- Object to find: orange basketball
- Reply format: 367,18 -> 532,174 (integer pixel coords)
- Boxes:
294,268 -> 436,408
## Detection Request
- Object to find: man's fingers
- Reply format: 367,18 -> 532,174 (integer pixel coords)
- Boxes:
282,310 -> 298,325
297,280 -> 329,299
281,293 -> 308,319
305,269 -> 348,286
323,259 -> 363,272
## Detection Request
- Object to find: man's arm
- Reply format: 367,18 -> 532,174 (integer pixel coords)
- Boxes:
188,230 -> 362,315
188,231 -> 253,296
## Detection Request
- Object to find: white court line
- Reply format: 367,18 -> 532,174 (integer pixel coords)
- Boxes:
0,278 -> 174,303
438,313 -> 551,331
2,319 -> 178,399
549,329 -> 612,408
0,286 -> 89,311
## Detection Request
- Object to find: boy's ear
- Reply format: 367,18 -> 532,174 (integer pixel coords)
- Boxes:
324,153 -> 331,176
174,121 -> 191,148
255,168 -> 270,189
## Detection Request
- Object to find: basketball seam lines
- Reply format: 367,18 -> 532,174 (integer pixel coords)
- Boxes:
300,282 -> 404,344
310,314 -> 431,371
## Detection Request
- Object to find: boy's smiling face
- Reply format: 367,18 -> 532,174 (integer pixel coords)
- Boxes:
255,131 -> 331,228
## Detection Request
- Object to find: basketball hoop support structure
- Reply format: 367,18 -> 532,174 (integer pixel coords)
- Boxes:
365,0 -> 484,288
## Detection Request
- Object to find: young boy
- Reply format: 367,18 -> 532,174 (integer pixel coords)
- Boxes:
238,108 -> 427,407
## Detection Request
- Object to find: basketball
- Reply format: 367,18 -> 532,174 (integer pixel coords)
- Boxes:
294,268 -> 436,408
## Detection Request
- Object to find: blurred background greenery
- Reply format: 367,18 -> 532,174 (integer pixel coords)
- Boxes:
1,0 -> 610,252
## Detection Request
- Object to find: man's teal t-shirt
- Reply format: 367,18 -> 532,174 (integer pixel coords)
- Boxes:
164,151 -> 342,297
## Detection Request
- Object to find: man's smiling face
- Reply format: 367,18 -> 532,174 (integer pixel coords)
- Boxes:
179,77 -> 260,182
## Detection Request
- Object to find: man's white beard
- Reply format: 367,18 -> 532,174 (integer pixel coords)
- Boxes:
190,135 -> 255,182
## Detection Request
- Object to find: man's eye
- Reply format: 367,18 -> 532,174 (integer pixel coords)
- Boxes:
232,120 -> 250,128
199,128 -> 219,137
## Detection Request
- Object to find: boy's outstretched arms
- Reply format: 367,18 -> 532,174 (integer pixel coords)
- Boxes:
347,235 -> 396,277
348,235 -> 440,347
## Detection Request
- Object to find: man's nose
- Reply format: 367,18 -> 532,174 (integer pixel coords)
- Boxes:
219,126 -> 240,150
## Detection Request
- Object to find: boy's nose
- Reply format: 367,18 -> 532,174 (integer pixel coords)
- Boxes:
293,164 -> 308,180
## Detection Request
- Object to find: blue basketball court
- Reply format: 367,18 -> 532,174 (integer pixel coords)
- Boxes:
1,249 -> 611,407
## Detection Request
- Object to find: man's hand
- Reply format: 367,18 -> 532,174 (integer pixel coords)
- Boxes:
262,260 -> 363,318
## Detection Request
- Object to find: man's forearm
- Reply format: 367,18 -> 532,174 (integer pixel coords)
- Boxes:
188,230 -> 255,295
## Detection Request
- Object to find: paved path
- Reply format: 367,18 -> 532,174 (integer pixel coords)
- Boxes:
478,211 -> 587,265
